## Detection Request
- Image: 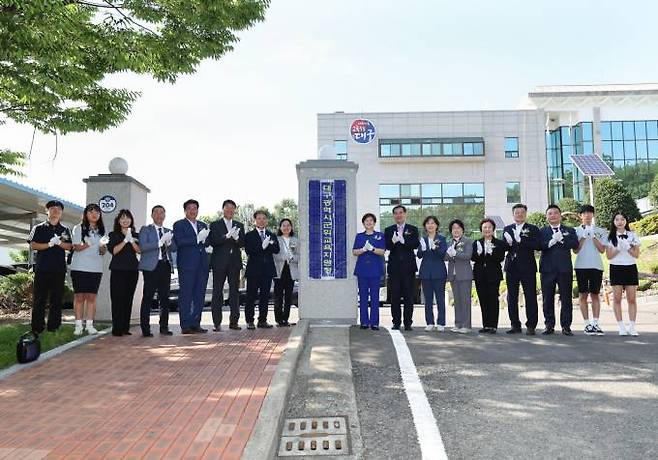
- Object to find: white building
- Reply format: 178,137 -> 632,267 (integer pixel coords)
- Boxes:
317,84 -> 658,231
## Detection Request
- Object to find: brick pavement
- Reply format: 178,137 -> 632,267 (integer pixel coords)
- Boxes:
0,325 -> 291,460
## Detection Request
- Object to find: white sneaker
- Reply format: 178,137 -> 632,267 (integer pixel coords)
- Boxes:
86,324 -> 98,335
73,324 -> 84,336
425,325 -> 435,332
628,325 -> 639,336
450,327 -> 460,333
618,328 -> 628,336
436,325 -> 445,332
457,327 -> 471,334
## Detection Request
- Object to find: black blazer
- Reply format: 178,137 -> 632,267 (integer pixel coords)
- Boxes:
471,237 -> 506,283
502,223 -> 540,275
384,223 -> 420,276
244,228 -> 280,278
539,225 -> 579,274
208,219 -> 245,271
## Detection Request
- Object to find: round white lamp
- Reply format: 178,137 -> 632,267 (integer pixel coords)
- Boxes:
109,157 -> 129,175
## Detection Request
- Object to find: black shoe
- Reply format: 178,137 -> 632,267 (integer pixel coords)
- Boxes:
142,332 -> 154,337
562,328 -> 574,336
160,329 -> 173,336
542,327 -> 555,335
404,325 -> 413,331
526,327 -> 536,336
506,328 -> 522,335
192,326 -> 208,333
112,331 -> 123,337
360,325 -> 369,329
257,322 -> 273,329
229,323 -> 242,330
371,326 -> 380,331
213,326 -> 222,332
391,324 -> 401,330
247,323 -> 256,330
478,328 -> 489,334
181,328 -> 195,335
490,328 -> 497,334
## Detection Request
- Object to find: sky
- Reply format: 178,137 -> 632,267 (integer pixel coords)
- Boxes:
2,0 -> 658,223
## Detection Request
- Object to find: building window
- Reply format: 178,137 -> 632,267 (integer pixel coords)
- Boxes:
378,138 -> 484,158
506,182 -> 521,203
334,140 -> 348,160
378,182 -> 485,234
504,137 -> 519,158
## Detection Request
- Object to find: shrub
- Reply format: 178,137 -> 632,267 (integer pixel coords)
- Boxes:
649,173 -> 658,207
0,272 -> 34,311
637,279 -> 653,292
526,211 -> 547,228
630,214 -> 658,236
650,262 -> 658,275
557,197 -> 582,227
594,178 -> 642,230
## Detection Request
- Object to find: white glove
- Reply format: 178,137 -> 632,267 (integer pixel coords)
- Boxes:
391,232 -> 400,244
364,240 -> 374,252
551,231 -> 564,243
261,235 -> 271,250
504,231 -> 513,246
160,231 -> 173,246
484,241 -> 494,255
428,238 -> 436,250
476,241 -> 483,256
395,231 -> 405,244
83,236 -> 92,246
629,235 -> 640,247
513,227 -> 522,243
197,228 -> 210,244
617,238 -> 630,251
231,227 -> 240,241
446,245 -> 457,257
99,235 -> 110,246
48,235 -> 61,248
124,232 -> 134,244
419,238 -> 427,252
205,246 -> 213,254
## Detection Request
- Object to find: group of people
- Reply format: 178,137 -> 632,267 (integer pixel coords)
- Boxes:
28,199 -> 299,337
353,203 -> 642,336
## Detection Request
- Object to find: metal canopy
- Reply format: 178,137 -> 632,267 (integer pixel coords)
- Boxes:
0,177 -> 83,249
570,155 -> 615,177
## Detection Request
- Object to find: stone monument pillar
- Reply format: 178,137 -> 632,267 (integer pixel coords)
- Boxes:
83,158 -> 150,323
296,159 -> 359,322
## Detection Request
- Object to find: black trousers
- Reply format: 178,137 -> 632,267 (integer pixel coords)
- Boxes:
211,265 -> 241,327
390,273 -> 414,327
506,271 -> 538,329
31,271 -> 65,333
274,263 -> 293,323
140,260 -> 171,334
475,279 -> 501,329
245,275 -> 272,324
541,271 -> 573,329
110,270 -> 139,334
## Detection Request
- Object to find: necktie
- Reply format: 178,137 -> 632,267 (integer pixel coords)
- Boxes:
398,225 -> 404,235
618,234 -> 628,239
158,228 -> 168,262
260,230 -> 266,241
553,227 -> 559,233
582,225 -> 586,229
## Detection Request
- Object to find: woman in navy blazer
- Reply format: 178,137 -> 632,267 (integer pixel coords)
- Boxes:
471,218 -> 506,334
353,213 -> 386,330
417,216 -> 448,331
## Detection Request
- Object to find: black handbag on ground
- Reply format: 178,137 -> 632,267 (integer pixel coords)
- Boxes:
16,331 -> 41,364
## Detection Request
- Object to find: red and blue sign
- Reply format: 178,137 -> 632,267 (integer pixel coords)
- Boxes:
350,119 -> 376,144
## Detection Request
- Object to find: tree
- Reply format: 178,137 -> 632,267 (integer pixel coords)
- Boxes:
526,211 -> 547,228
557,197 -> 581,227
271,198 -> 299,233
9,249 -> 28,263
0,0 -> 270,170
649,173 -> 658,207
594,178 -> 642,230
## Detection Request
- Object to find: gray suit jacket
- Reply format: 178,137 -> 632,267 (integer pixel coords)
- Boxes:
138,224 -> 176,272
444,236 -> 473,281
273,236 -> 299,280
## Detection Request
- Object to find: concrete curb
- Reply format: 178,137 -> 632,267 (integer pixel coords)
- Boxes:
242,319 -> 310,460
0,327 -> 111,381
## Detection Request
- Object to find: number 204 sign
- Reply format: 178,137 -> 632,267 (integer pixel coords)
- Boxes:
99,195 -> 117,213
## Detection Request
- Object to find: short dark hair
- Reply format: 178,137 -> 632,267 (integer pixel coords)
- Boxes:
183,199 -> 199,210
361,213 -> 377,224
448,219 -> 465,232
253,209 -> 269,219
512,203 -> 527,212
277,218 -> 295,236
479,218 -> 497,231
151,205 -> 165,214
46,200 -> 64,210
579,204 -> 595,214
392,204 -> 407,214
423,215 -> 439,229
222,199 -> 237,209
546,204 -> 561,213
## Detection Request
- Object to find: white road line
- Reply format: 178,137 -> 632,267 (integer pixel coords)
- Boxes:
387,327 -> 448,460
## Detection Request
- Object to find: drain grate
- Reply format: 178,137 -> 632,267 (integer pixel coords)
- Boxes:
278,416 -> 349,457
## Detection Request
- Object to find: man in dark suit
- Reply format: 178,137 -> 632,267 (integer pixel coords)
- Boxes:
172,199 -> 210,334
385,205 -> 420,331
138,205 -> 177,337
244,210 -> 280,329
208,199 -> 245,331
539,204 -> 579,336
502,203 -> 541,335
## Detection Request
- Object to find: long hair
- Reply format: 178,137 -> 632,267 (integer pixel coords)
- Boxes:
80,203 -> 105,238
113,209 -> 136,234
277,218 -> 295,237
607,211 -> 631,247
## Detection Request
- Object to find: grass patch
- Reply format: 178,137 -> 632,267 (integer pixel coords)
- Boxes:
0,322 -> 108,370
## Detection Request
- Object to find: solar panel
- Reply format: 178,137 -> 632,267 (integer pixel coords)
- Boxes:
570,155 -> 614,176
486,215 -> 506,228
